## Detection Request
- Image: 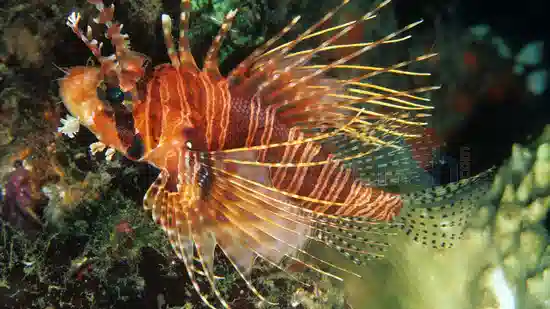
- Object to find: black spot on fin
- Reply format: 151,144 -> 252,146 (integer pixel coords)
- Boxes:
127,133 -> 145,160
197,164 -> 214,200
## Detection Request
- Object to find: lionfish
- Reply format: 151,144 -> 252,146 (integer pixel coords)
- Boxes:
58,0 -> 493,307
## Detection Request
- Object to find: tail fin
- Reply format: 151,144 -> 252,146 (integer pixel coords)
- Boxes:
395,168 -> 496,248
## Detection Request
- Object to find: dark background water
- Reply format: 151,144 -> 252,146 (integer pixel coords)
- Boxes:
396,0 -> 550,231
396,0 -> 550,177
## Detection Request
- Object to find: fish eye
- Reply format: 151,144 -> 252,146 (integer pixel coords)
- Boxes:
97,81 -> 133,106
105,86 -> 125,105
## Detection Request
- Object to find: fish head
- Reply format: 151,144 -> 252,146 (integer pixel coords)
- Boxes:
58,65 -> 142,156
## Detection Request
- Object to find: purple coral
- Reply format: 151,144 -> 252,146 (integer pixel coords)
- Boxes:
2,160 -> 42,231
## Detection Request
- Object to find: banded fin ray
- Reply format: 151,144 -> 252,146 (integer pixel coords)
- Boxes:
143,169 -> 221,309
142,147 -> 400,307
211,168 -> 395,263
223,0 -> 437,161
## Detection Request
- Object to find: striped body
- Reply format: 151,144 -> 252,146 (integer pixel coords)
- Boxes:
135,65 -> 232,155
134,64 -> 402,221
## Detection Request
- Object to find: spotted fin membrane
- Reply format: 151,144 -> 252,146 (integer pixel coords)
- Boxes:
397,167 -> 496,248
